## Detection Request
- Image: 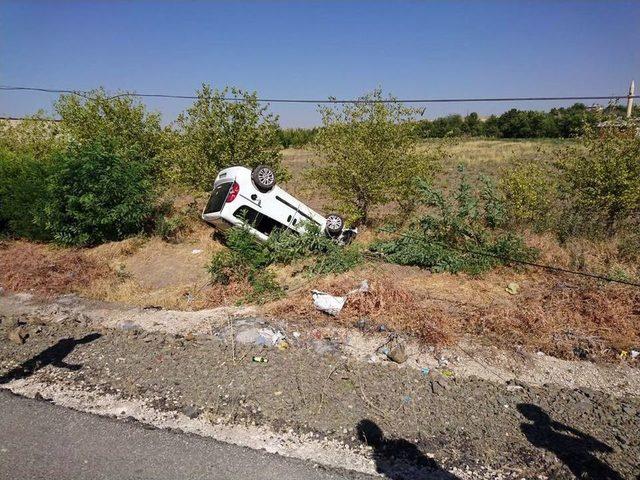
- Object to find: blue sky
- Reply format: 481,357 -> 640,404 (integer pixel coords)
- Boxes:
1,1 -> 638,127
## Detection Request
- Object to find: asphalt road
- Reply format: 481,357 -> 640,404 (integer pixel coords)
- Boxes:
0,391 -> 371,480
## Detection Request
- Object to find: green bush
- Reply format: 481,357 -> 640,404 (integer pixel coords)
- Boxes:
55,89 -> 165,167
556,125 -> 640,235
207,224 -> 362,303
0,113 -> 65,160
310,89 -> 439,225
42,139 -> 156,246
499,162 -> 558,231
153,215 -> 186,242
370,171 -> 538,274
165,84 -> 286,191
0,148 -> 54,240
206,227 -> 283,304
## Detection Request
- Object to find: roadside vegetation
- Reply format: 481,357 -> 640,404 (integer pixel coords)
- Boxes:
308,89 -> 440,225
370,171 -> 538,274
1,85 -> 638,361
207,223 -> 362,303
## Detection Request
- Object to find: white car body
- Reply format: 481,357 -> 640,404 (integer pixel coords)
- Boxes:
202,166 -> 354,242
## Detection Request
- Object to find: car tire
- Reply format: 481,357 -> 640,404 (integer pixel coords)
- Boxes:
325,213 -> 344,236
251,165 -> 276,192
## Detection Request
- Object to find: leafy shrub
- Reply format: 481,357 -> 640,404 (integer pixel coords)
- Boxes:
371,171 -> 538,274
164,84 -> 286,191
150,197 -> 199,243
42,139 -> 156,246
499,161 -> 558,231
265,223 -> 362,273
207,224 -> 362,303
0,148 -> 54,240
310,89 -> 439,225
0,113 -> 65,160
55,89 -> 165,166
153,215 -> 186,242
556,125 -> 640,235
206,228 -> 282,304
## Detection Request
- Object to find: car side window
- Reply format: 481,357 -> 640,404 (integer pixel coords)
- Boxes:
233,206 -> 286,236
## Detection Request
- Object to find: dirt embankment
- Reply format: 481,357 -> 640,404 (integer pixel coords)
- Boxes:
2,237 -> 639,364
1,294 -> 639,479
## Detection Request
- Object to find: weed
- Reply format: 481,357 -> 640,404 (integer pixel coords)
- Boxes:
371,169 -> 538,274
207,223 -> 362,304
499,161 -> 558,231
153,215 -> 186,242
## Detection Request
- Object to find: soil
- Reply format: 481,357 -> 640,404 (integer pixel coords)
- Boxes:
1,294 -> 638,479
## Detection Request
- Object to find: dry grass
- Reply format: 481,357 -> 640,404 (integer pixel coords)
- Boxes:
266,269 -> 463,346
264,261 -> 639,361
80,223 -> 222,310
0,241 -> 109,296
467,280 -> 640,360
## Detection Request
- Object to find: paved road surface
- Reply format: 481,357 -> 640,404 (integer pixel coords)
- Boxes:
0,390 -> 372,480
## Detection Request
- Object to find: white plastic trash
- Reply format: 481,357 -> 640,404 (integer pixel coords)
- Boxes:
312,290 -> 346,316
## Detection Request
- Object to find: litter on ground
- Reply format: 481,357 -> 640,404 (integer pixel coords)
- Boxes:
312,290 -> 346,316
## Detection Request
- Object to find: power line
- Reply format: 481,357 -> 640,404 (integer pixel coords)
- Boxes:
1,85 -> 638,104
0,116 -> 61,122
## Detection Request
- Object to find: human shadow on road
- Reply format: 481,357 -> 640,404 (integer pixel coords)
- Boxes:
0,333 -> 101,384
356,419 -> 460,480
517,403 -> 622,480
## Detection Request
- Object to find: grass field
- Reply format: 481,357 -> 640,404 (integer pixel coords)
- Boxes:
282,138 -> 573,204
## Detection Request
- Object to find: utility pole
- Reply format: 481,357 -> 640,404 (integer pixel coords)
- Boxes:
627,79 -> 635,118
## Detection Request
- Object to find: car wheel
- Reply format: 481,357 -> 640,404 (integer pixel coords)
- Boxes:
325,213 -> 344,236
251,165 -> 276,192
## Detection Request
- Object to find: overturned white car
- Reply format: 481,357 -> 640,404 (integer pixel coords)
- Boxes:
202,165 -> 356,243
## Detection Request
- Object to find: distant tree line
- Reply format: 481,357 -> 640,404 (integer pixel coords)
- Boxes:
276,127 -> 318,148
417,103 -> 611,138
276,103 -> 638,146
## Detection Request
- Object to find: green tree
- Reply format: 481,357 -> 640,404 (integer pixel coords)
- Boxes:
42,138 -> 156,246
55,88 -> 165,164
557,125 -> 640,234
310,89 -> 439,225
0,147 -> 55,240
165,84 -> 285,191
463,112 -> 483,136
0,112 -> 65,160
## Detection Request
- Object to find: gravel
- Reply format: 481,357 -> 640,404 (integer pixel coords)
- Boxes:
1,312 -> 639,479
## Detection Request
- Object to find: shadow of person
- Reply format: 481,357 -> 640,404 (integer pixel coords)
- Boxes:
517,403 -> 622,480
357,419 -> 460,480
0,333 -> 101,384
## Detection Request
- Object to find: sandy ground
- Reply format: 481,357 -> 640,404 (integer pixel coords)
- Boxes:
1,292 -> 639,479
